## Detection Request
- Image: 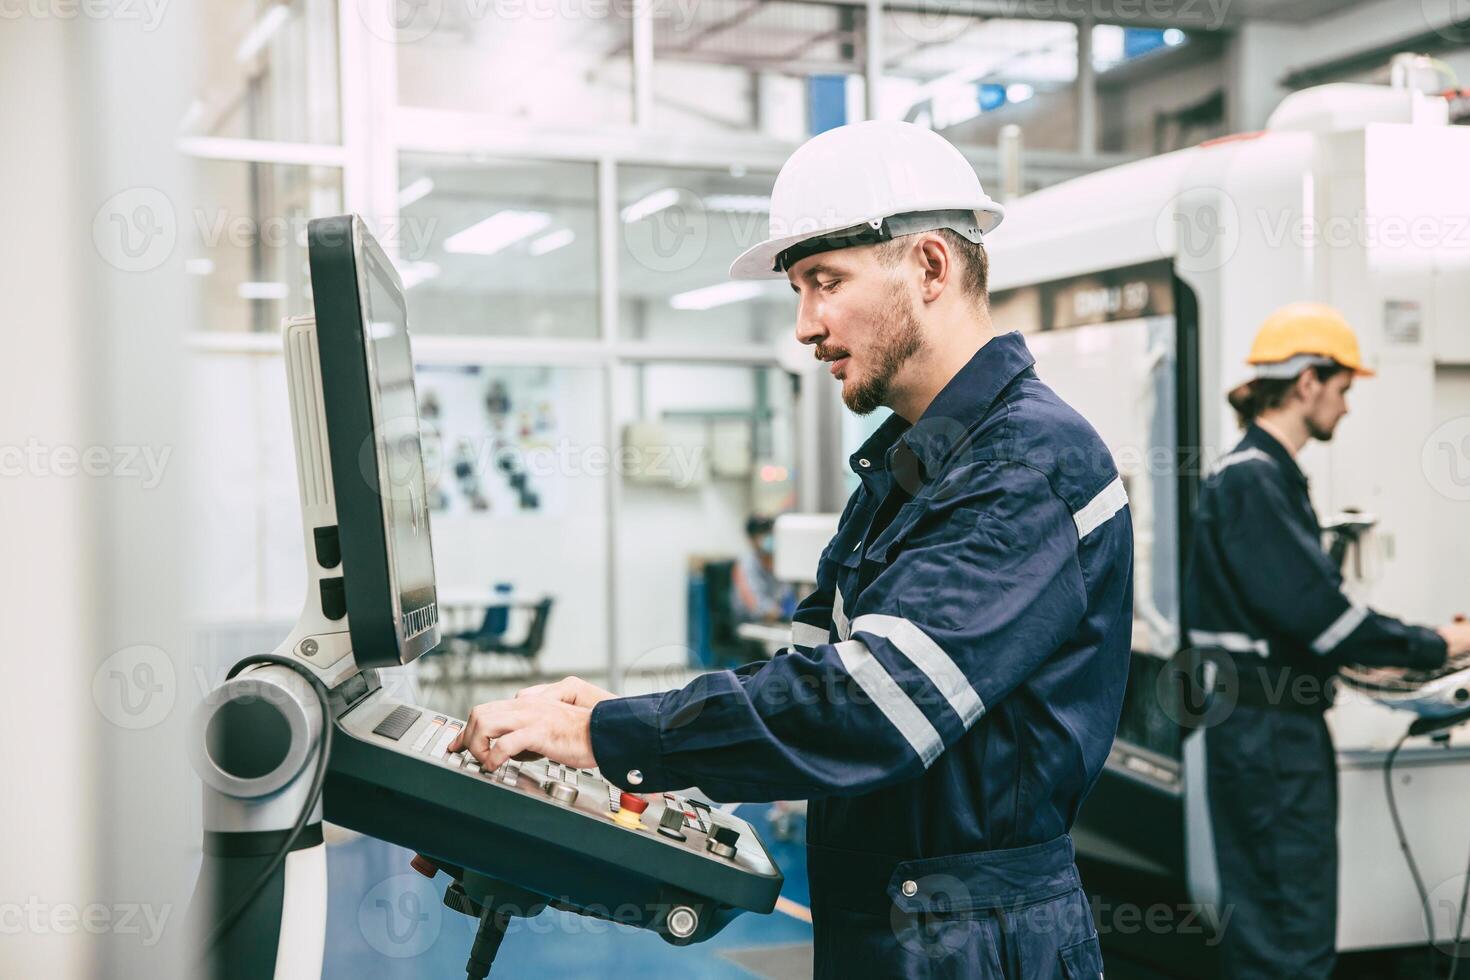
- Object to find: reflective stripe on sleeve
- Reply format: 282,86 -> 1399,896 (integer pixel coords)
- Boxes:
1311,605 -> 1369,656
833,639 -> 943,767
791,621 -> 830,649
833,586 -> 850,640
850,614 -> 985,727
1187,629 -> 1269,658
1074,476 -> 1129,539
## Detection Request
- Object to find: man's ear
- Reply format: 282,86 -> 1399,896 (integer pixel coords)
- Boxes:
914,234 -> 951,303
1292,369 -> 1321,404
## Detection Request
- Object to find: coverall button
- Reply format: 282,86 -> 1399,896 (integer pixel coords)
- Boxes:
858,458 -> 871,468
901,880 -> 918,897
626,769 -> 644,785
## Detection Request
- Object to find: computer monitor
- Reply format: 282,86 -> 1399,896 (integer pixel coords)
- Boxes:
307,214 -> 440,667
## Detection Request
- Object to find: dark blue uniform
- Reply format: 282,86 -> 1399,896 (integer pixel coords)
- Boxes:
592,332 -> 1133,978
1182,423 -> 1446,979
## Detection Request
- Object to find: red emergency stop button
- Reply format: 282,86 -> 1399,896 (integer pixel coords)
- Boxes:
619,792 -> 649,814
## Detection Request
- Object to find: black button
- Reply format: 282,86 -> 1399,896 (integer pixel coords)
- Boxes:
313,525 -> 341,569
320,577 -> 347,620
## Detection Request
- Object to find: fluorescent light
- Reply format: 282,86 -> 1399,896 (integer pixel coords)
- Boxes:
1006,83 -> 1035,104
397,177 -> 435,208
669,281 -> 765,311
529,228 -> 575,256
397,260 -> 440,289
620,188 -> 680,224
234,5 -> 290,64
238,281 -> 289,301
1163,29 -> 1186,46
443,210 -> 551,256
184,258 -> 215,276
704,194 -> 770,214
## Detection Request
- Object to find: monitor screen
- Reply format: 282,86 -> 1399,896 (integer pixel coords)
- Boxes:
309,214 -> 440,666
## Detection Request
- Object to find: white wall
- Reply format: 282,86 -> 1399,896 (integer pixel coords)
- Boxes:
188,351 -> 786,679
1,18 -> 96,980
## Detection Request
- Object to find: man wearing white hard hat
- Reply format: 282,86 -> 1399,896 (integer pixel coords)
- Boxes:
451,121 -> 1134,978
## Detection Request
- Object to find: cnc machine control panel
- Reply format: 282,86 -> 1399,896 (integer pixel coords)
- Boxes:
325,680 -> 783,943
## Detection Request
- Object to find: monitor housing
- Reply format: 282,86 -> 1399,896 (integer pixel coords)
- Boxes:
295,213 -> 440,670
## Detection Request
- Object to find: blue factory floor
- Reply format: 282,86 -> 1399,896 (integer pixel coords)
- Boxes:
324,803 -> 813,979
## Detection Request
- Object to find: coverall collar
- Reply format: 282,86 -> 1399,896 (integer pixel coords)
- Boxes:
847,331 -> 1036,482
1242,422 -> 1309,488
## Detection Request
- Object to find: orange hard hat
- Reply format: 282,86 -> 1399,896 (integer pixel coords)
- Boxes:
1246,303 -> 1375,378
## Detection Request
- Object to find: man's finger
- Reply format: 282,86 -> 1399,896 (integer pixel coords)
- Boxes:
458,701 -> 533,766
483,726 -> 537,770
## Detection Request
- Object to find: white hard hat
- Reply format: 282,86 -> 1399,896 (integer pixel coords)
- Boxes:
729,120 -> 1004,280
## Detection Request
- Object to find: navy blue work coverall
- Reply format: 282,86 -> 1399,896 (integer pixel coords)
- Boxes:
1182,423 -> 1447,980
592,332 -> 1134,978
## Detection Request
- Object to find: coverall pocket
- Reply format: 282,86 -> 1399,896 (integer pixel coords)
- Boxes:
1057,935 -> 1105,979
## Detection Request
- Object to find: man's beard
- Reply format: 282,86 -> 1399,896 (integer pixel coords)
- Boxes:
1307,417 -> 1336,442
831,283 -> 926,416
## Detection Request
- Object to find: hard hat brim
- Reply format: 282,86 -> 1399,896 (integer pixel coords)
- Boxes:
729,203 -> 1004,280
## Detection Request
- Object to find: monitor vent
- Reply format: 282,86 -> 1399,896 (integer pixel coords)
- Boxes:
403,602 -> 438,640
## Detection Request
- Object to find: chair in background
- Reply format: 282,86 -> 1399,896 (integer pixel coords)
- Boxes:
422,594 -> 554,717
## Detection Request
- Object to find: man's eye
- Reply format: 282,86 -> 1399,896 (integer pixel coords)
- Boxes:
818,280 -> 840,292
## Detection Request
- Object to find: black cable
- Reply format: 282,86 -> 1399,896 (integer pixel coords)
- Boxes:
1384,723 -> 1470,978
199,654 -> 336,963
1384,728 -> 1436,975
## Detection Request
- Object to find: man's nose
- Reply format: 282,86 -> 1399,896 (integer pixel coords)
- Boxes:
794,294 -> 826,346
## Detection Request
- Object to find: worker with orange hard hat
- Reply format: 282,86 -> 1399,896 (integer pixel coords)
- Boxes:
1182,303 -> 1470,979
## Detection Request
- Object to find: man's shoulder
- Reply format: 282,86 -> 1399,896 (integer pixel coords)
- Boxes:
1202,445 -> 1286,496
976,375 -> 1120,513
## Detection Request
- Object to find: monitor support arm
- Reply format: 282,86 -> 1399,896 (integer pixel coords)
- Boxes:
190,659 -> 330,979
189,313 -> 358,978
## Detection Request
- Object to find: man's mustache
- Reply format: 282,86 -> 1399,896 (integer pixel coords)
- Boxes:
815,344 -> 851,362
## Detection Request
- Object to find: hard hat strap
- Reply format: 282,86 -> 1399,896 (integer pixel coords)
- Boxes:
773,209 -> 985,273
